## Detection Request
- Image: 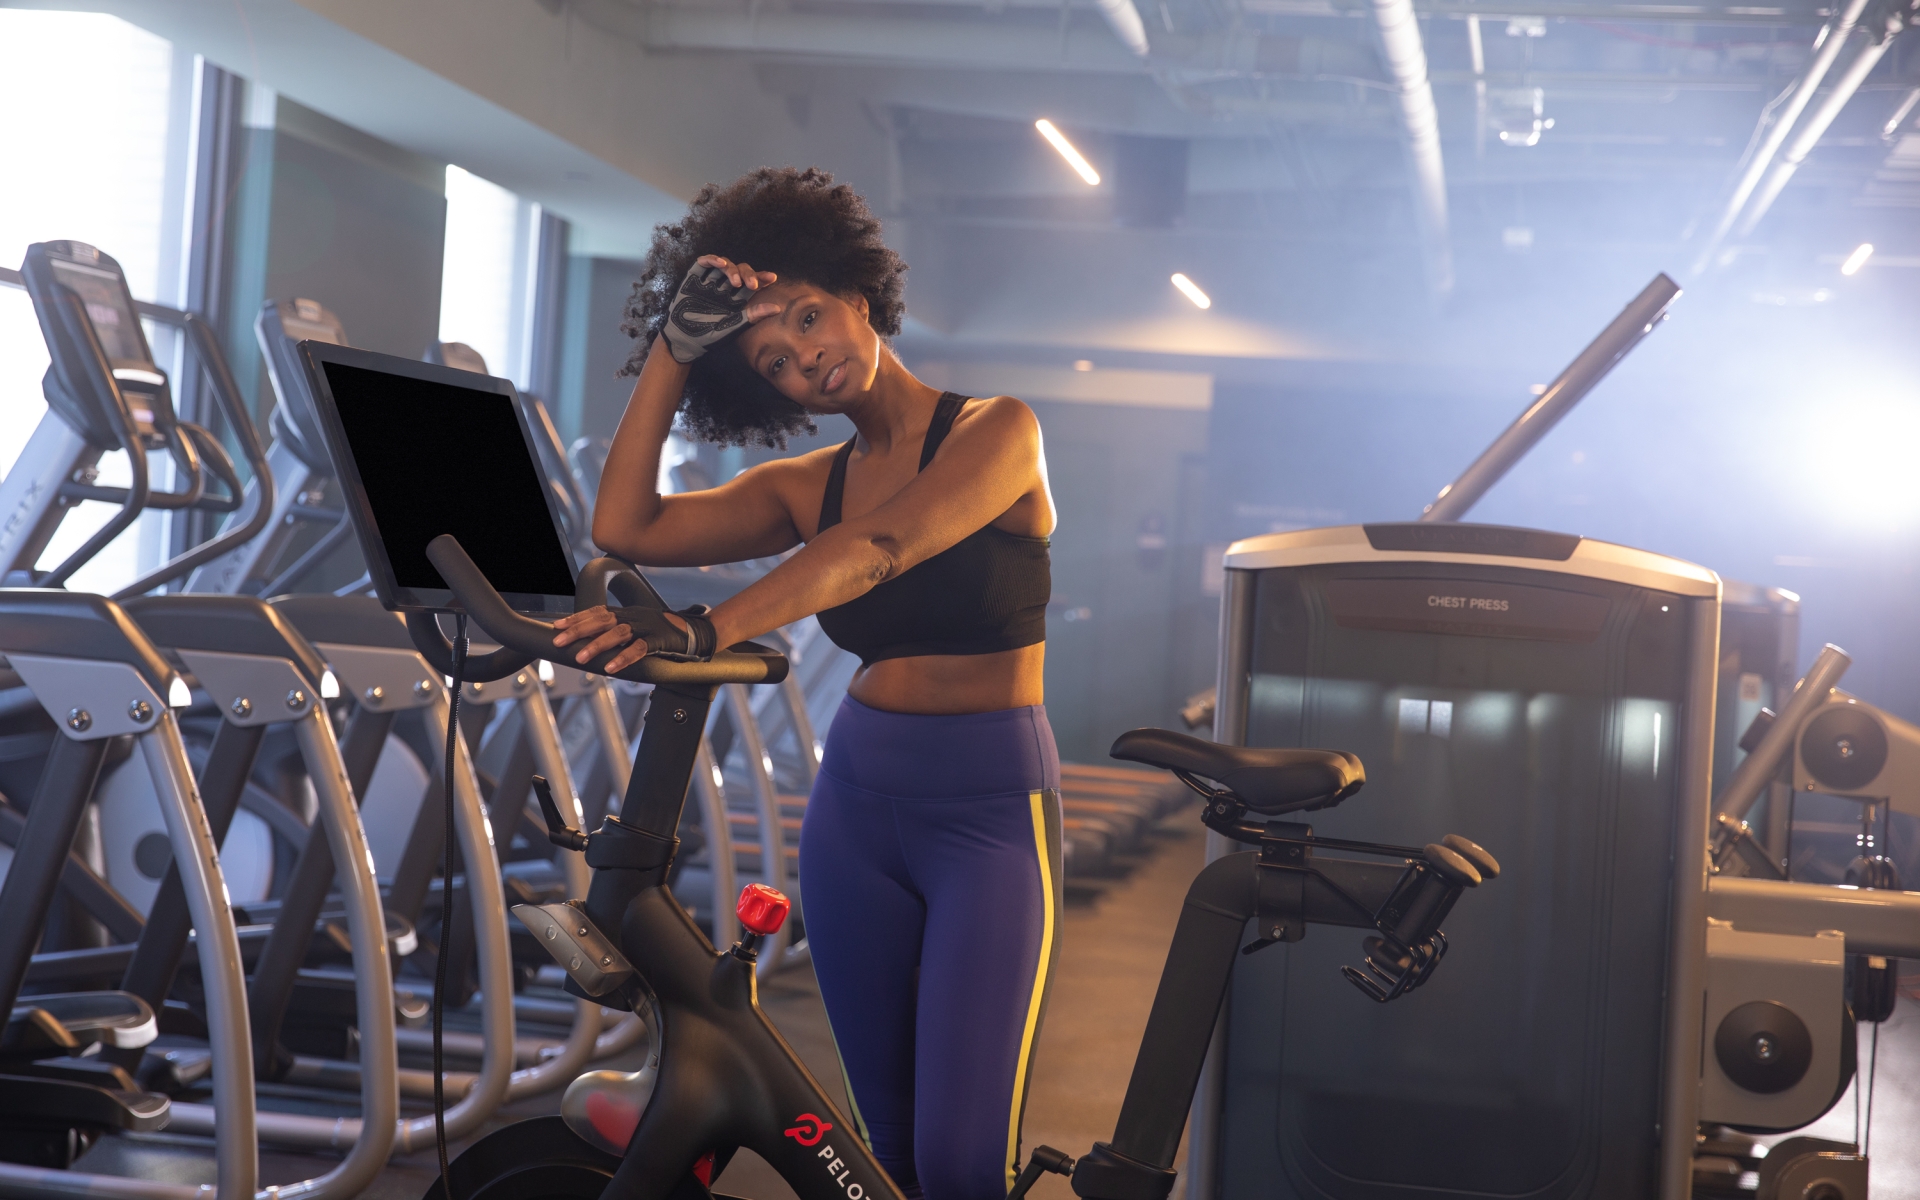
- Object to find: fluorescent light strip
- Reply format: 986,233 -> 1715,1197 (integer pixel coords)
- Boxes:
1171,272 -> 1212,309
1841,243 -> 1874,276
1035,119 -> 1100,186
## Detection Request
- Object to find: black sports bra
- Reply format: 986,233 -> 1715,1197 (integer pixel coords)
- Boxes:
814,393 -> 1051,667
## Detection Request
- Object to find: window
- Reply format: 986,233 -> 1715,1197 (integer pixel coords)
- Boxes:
439,164 -> 539,387
0,10 -> 179,593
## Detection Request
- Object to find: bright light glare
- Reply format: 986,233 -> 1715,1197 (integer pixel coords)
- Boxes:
441,165 -> 534,386
1841,243 -> 1874,276
0,11 -> 174,596
1171,273 -> 1212,309
1034,120 -> 1100,186
1805,391 -> 1920,527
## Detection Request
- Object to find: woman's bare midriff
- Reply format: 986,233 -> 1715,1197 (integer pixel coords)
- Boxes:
845,643 -> 1046,715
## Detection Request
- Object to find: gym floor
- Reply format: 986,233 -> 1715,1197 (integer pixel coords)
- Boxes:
75,821 -> 1205,1200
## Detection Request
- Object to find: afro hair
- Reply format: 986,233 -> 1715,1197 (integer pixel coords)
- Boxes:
619,167 -> 908,447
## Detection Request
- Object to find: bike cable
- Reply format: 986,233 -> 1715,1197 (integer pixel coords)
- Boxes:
434,613 -> 469,1200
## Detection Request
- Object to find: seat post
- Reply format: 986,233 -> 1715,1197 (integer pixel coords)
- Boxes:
1107,852 -> 1260,1171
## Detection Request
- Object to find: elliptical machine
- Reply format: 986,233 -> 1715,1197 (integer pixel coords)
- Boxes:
293,342 -> 1500,1200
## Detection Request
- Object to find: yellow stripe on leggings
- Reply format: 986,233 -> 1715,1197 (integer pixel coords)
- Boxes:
826,1024 -> 875,1148
1005,789 -> 1058,1188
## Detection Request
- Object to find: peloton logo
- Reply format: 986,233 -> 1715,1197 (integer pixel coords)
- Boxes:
789,1115 -> 873,1199
785,1114 -> 833,1147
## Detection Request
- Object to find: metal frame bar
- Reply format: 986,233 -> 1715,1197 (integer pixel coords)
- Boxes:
168,685 -> 516,1153
0,708 -> 261,1200
1181,564 -> 1257,1200
1655,590 -> 1722,1200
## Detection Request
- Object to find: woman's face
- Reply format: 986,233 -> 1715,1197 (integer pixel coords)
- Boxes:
733,282 -> 878,414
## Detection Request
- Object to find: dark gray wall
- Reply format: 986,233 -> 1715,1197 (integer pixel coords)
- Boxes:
264,101 -> 446,361
556,254 -> 643,446
1033,400 -> 1212,764
222,96 -> 447,421
212,96 -> 447,588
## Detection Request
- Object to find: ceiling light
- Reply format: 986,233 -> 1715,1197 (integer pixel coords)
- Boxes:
1170,273 -> 1211,309
1035,120 -> 1100,186
1841,243 -> 1874,276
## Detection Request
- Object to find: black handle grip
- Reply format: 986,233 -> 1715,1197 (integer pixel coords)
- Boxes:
576,556 -> 668,611
424,535 -> 788,686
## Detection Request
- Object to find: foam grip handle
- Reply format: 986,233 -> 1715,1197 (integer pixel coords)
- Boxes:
575,556 -> 667,612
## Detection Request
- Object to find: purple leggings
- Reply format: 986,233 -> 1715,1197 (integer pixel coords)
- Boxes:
799,697 -> 1063,1200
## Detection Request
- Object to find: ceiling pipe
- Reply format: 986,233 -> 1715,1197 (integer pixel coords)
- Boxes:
636,5 -> 1381,79
1734,4 -> 1912,238
1367,0 -> 1453,297
1097,0 -> 1152,57
1688,0 -> 1873,275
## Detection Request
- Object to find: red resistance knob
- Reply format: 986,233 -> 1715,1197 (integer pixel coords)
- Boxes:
737,884 -> 791,936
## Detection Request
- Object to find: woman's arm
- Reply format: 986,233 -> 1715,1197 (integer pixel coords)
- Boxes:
592,256 -> 802,567
557,396 -> 1046,669
590,333 -> 803,567
717,396 -> 1045,641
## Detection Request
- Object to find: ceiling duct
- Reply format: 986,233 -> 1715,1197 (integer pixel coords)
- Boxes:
634,4 -> 1381,81
1097,0 -> 1152,57
1689,0 -> 1873,274
1366,0 -> 1453,297
1733,1 -> 1915,238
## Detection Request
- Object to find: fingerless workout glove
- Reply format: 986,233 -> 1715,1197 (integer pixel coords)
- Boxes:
610,604 -> 718,662
662,264 -> 757,364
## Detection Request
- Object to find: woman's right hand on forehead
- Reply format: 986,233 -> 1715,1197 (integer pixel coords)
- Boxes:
661,255 -> 784,364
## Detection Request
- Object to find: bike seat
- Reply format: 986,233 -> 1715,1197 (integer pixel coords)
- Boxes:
1109,728 -> 1364,815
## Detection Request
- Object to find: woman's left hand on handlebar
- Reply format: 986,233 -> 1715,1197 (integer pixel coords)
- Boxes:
553,606 -> 690,673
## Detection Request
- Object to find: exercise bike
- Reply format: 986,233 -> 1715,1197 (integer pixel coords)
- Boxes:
415,534 -> 1499,1200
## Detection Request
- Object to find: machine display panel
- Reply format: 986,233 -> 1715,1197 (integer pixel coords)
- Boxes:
299,344 -> 578,615
1221,562 -> 1695,1200
48,256 -> 152,368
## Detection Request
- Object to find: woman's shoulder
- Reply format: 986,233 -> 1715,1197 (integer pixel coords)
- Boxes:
742,439 -> 843,503
951,393 -> 1039,440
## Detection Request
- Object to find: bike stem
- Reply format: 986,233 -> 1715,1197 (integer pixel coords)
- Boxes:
580,682 -> 717,952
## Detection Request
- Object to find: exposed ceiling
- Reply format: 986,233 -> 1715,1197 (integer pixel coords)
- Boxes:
14,0 -> 1919,373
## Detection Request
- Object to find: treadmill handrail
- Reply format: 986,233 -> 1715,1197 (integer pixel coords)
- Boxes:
422,535 -> 786,686
113,313 -> 277,598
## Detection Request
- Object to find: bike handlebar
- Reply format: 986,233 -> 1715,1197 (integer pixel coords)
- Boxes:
421,535 -> 788,687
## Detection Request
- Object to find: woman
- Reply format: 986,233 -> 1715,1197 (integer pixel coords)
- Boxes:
552,167 -> 1061,1200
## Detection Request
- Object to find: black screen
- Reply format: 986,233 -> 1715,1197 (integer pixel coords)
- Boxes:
322,361 -> 576,602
